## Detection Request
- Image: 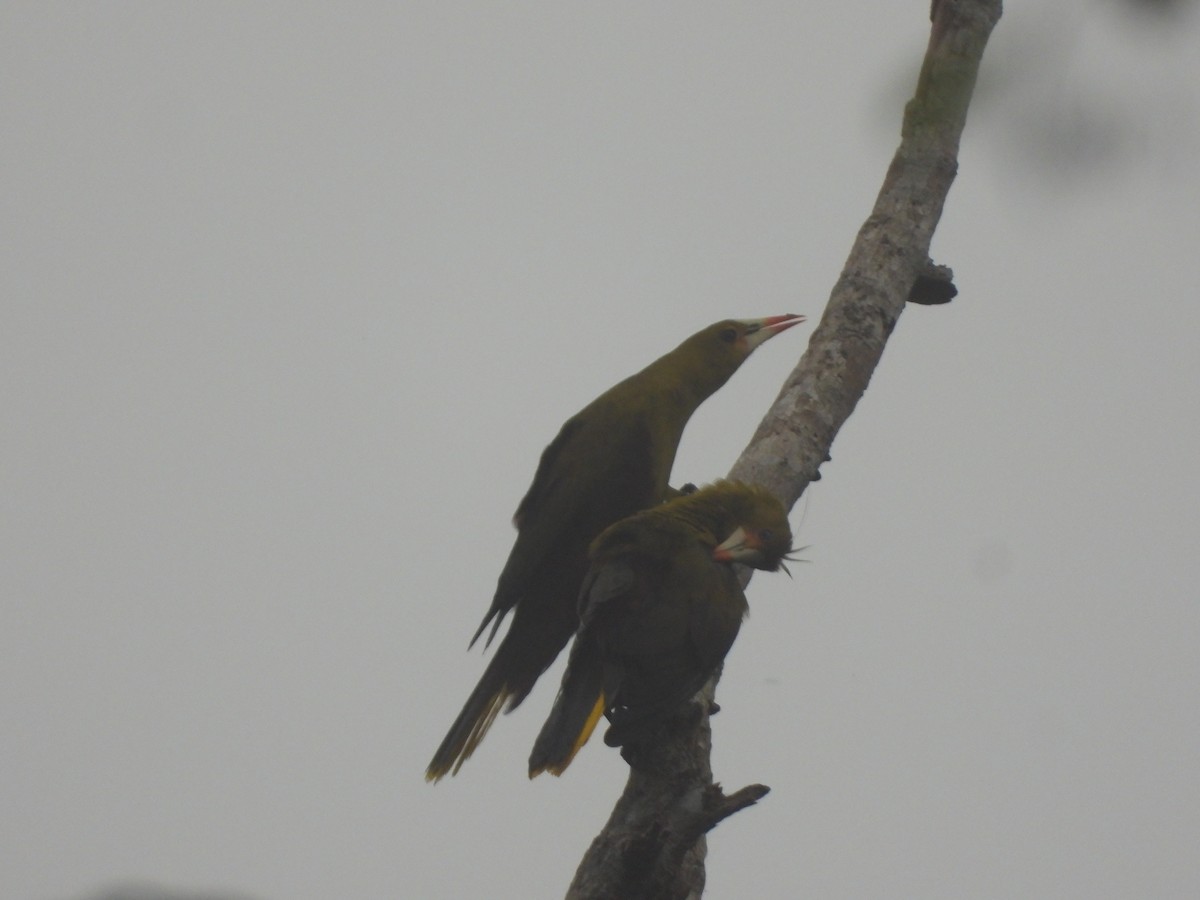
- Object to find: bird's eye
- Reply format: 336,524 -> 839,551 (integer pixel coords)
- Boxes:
759,529 -> 773,541
719,327 -> 738,343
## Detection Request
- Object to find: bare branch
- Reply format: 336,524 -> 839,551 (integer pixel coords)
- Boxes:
567,2 -> 1003,897
731,0 -> 1002,502
565,698 -> 769,900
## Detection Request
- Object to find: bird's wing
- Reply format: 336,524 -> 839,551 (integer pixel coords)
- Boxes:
510,416 -> 584,529
579,559 -> 638,622
686,562 -> 746,676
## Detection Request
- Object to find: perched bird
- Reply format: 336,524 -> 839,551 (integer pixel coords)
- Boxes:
528,480 -> 793,777
426,316 -> 804,781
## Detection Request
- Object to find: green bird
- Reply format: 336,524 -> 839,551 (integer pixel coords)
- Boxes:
427,316 -> 804,781
528,480 -> 793,777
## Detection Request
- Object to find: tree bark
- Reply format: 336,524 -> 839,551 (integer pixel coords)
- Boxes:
566,2 -> 1003,898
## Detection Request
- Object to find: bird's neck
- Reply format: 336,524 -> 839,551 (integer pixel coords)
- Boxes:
623,354 -> 723,424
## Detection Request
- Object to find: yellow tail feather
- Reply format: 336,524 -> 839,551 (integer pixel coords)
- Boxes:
537,692 -> 606,778
425,688 -> 510,782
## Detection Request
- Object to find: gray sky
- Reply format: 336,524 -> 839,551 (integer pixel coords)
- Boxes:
3,3 -> 1199,899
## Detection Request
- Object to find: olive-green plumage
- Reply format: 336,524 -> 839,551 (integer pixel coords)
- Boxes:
528,481 -> 792,778
426,317 -> 803,781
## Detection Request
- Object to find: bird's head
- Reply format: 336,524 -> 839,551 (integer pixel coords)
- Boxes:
671,314 -> 806,396
704,482 -> 795,572
712,520 -> 794,572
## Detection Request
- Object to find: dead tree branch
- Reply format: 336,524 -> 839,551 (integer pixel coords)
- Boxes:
566,2 -> 1003,898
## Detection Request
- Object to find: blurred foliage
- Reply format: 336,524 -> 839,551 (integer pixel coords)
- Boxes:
876,0 -> 1198,188
1118,0 -> 1196,20
70,884 -> 264,900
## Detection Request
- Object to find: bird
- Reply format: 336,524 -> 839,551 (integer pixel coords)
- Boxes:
426,316 -> 805,781
528,480 -> 793,777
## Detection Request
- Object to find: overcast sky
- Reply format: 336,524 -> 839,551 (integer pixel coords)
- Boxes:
3,3 -> 1199,899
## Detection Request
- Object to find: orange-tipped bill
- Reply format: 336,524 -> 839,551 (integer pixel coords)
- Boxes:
712,526 -> 760,564
738,314 -> 806,350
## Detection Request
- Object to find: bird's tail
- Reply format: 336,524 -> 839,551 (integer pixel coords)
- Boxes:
425,650 -> 518,782
528,642 -> 606,778
428,590 -> 582,781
